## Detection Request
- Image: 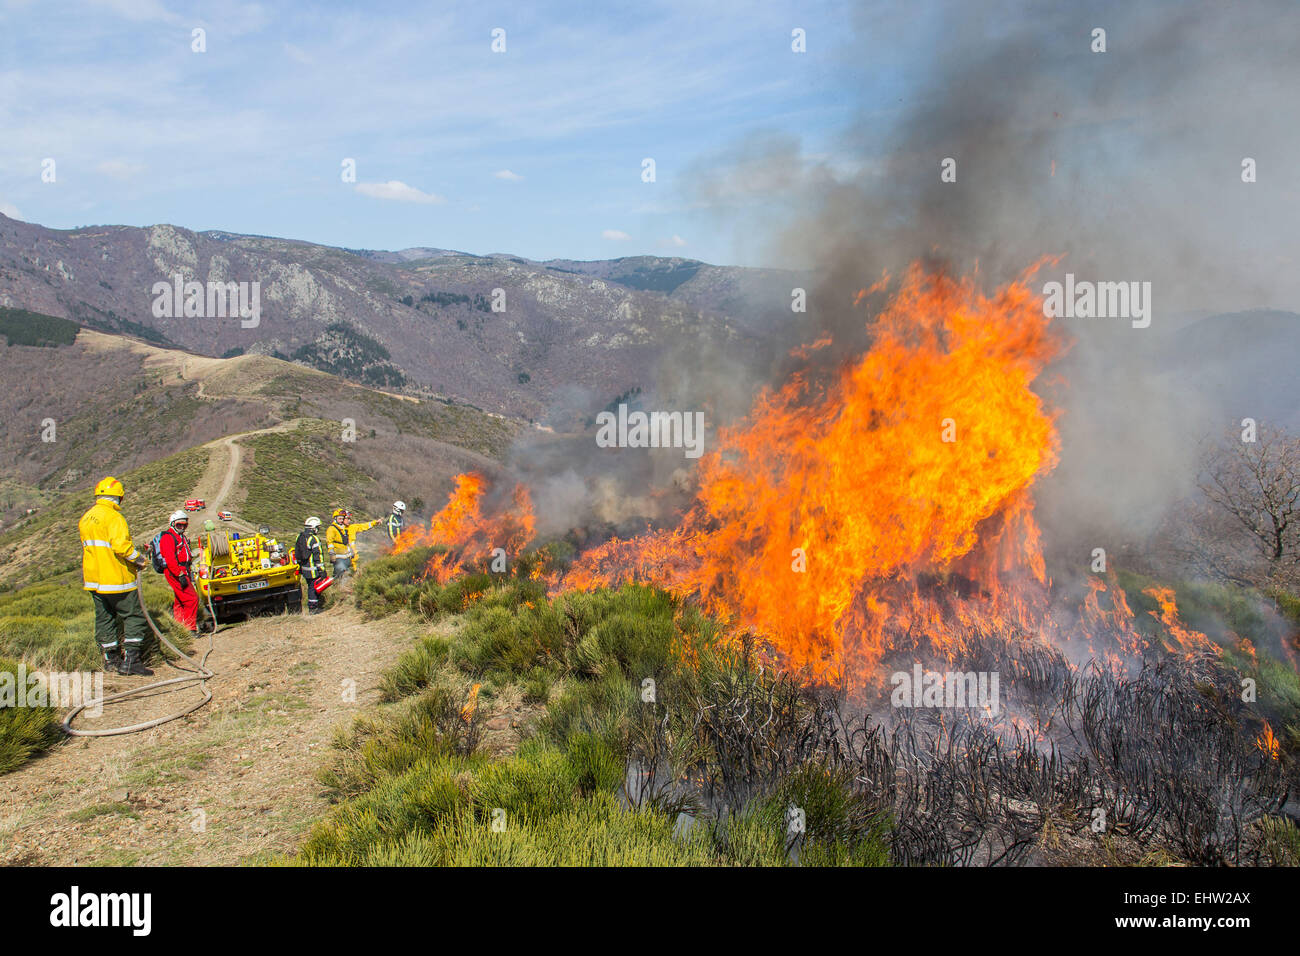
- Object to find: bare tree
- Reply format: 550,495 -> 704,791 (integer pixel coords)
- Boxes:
1198,426 -> 1300,586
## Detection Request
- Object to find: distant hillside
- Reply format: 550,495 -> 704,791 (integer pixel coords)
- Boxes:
538,255 -> 800,335
0,214 -> 786,420
0,323 -> 523,559
0,306 -> 79,347
0,444 -> 211,589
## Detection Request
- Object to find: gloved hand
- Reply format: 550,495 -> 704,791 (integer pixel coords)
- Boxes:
178,572 -> 191,591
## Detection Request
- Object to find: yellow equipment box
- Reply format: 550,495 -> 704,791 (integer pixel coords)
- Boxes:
198,529 -> 301,623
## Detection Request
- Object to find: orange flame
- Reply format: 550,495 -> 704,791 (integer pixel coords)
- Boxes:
396,472 -> 535,583
461,683 -> 482,722
565,265 -> 1063,683
1256,721 -> 1281,760
405,263 -> 1234,687
1142,586 -> 1218,658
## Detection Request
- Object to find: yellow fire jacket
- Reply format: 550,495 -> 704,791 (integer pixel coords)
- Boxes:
79,499 -> 141,593
326,519 -> 380,569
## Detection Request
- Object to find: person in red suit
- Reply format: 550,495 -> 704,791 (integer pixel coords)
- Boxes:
160,510 -> 199,632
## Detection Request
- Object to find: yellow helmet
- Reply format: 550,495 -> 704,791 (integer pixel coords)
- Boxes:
94,476 -> 124,498
332,508 -> 346,520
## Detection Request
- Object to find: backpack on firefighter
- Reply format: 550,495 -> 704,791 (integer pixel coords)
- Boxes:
149,525 -> 186,574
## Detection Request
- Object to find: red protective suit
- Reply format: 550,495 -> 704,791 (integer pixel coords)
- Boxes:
160,527 -> 199,632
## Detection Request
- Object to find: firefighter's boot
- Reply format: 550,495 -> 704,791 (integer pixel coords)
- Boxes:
119,647 -> 154,677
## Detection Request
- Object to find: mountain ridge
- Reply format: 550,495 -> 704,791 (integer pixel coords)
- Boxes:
0,213 -> 788,421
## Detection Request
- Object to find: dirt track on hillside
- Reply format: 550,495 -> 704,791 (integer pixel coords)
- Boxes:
188,422 -> 299,532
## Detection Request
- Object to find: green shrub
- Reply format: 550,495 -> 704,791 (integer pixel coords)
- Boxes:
421,795 -> 719,866
296,563 -> 894,867
1259,816 -> 1300,866
297,750 -> 725,866
0,615 -> 96,671
567,611 -> 676,679
757,764 -> 890,866
0,656 -> 64,773
456,604 -> 562,682
522,666 -> 552,704
380,635 -> 451,702
354,547 -> 436,619
0,582 -> 89,619
318,681 -> 480,799
543,670 -> 638,751
564,731 -> 624,796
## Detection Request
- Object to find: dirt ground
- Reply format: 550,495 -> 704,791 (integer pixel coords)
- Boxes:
0,600 -> 416,865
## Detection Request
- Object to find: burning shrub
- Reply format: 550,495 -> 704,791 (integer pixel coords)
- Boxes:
333,512 -> 1298,866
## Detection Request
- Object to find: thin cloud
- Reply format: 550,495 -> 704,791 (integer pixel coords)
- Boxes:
602,229 -> 631,240
97,159 -> 146,179
355,181 -> 445,204
86,0 -> 181,23
0,3 -> 838,262
0,201 -> 22,220
283,43 -> 313,65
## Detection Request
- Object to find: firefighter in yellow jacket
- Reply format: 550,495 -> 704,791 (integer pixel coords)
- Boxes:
79,477 -> 153,676
325,509 -> 380,578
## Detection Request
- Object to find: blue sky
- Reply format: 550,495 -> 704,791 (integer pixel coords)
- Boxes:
0,0 -> 873,265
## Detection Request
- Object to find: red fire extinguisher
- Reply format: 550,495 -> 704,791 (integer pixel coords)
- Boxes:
313,576 -> 334,595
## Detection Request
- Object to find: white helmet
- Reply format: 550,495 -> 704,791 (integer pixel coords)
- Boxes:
393,500 -> 406,512
304,516 -> 321,529
169,510 -> 189,526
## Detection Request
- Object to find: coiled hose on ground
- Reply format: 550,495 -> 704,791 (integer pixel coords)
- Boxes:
62,560 -> 223,737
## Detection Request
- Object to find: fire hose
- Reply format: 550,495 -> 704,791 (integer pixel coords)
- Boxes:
61,561 -> 224,737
